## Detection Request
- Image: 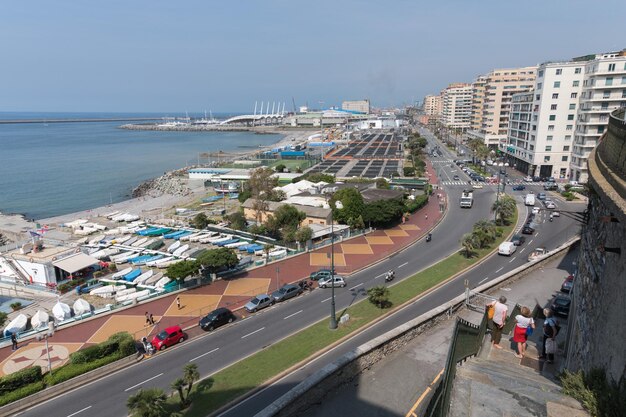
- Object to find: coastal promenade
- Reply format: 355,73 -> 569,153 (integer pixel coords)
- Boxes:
0,161 -> 445,377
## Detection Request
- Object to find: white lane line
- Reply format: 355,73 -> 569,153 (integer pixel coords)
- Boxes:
529,239 -> 534,244
349,283 -> 363,290
519,248 -> 526,253
495,267 -> 503,273
189,348 -> 219,362
67,406 -> 92,417
509,257 -> 516,263
398,262 -> 408,268
241,327 -> 265,339
478,276 -> 490,284
321,297 -> 332,303
535,232 -> 540,237
283,310 -> 303,320
124,373 -> 163,392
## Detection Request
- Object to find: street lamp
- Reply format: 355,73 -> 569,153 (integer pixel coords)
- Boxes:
37,322 -> 55,375
326,198 -> 338,330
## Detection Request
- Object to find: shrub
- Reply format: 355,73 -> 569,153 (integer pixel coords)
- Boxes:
405,195 -> 429,213
0,366 -> 43,394
0,381 -> 45,406
45,355 -> 122,386
70,343 -> 114,364
9,302 -> 22,311
107,332 -> 136,356
403,166 -> 415,176
69,332 -> 135,364
57,283 -> 72,294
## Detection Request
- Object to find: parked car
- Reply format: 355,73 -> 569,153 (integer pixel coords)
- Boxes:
151,325 -> 184,351
543,183 -> 558,191
524,176 -> 533,182
533,176 -> 542,182
271,284 -> 302,302
551,294 -> 571,317
561,275 -> 574,293
511,234 -> 526,246
244,294 -> 274,313
512,184 -> 526,191
527,247 -> 548,262
310,269 -> 332,281
453,175 -> 460,180
199,307 -> 236,331
537,192 -> 547,200
318,275 -> 346,288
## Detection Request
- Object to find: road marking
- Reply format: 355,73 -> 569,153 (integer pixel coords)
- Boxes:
283,310 -> 303,320
124,373 -> 163,392
495,267 -> 503,273
189,348 -> 219,362
519,248 -> 526,253
478,276 -> 490,284
405,368 -> 444,417
529,239 -> 534,244
241,327 -> 265,339
398,262 -> 408,268
535,232 -> 540,237
67,406 -> 92,417
509,257 -> 516,263
321,297 -> 331,303
349,283 -> 363,290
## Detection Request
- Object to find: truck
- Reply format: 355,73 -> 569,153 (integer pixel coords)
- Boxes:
525,193 -> 536,206
460,189 -> 474,208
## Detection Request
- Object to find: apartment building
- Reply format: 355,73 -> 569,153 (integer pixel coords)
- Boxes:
503,61 -> 585,179
423,95 -> 442,116
442,83 -> 472,130
571,51 -> 626,182
467,67 -> 536,148
341,99 -> 370,114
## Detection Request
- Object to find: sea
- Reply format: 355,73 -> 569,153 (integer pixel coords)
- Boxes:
0,112 -> 283,220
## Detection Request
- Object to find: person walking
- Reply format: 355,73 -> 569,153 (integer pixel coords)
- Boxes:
176,296 -> 181,310
540,308 -> 557,363
149,313 -> 155,325
513,306 -> 535,358
489,296 -> 508,349
145,312 -> 150,326
11,333 -> 18,351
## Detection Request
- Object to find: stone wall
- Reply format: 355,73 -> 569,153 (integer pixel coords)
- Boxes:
565,109 -> 626,383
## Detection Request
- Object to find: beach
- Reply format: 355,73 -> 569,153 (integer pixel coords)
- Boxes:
0,128 -> 314,242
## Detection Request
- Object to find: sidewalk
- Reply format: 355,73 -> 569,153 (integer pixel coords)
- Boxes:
299,244 -> 578,417
0,161 -> 445,377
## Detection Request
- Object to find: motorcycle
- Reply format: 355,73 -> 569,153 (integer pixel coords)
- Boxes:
426,233 -> 432,242
385,270 -> 395,282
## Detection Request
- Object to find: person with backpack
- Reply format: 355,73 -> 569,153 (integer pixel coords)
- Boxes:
488,296 -> 508,349
540,308 -> 558,363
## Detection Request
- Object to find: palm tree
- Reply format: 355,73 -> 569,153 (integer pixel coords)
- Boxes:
367,285 -> 391,309
472,219 -> 497,248
264,244 -> 275,264
127,388 -> 168,417
183,363 -> 200,403
460,233 -> 477,258
492,195 -> 516,225
171,378 -> 187,407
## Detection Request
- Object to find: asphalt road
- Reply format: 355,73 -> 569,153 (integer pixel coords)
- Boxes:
17,129 -> 583,417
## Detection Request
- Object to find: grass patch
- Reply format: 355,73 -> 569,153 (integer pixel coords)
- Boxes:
176,212 -> 517,415
560,369 -> 626,417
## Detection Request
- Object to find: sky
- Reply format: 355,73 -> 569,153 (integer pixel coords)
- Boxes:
1,0 -> 625,113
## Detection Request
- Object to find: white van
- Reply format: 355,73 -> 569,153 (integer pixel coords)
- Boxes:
498,242 -> 517,256
525,193 -> 536,206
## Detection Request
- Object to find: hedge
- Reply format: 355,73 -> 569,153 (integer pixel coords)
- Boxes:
405,195 -> 429,213
0,366 -> 43,394
0,381 -> 45,407
44,352 -> 125,386
69,332 -> 135,364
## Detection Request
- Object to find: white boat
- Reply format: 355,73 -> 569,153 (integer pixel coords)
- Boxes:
65,219 -> 88,229
105,211 -> 121,219
269,249 -> 287,258
124,236 -> 139,246
52,302 -> 72,321
173,244 -> 189,257
109,251 -> 135,263
116,288 -> 136,297
225,241 -> 249,249
144,271 -> 163,285
88,234 -> 106,246
180,232 -> 202,242
116,289 -> 151,303
138,238 -> 155,248
74,227 -> 97,236
146,256 -> 172,267
111,266 -> 133,279
112,235 -> 132,245
209,235 -> 232,244
90,247 -> 120,260
157,258 -> 180,268
30,310 -> 49,330
190,232 -> 215,242
73,299 -> 92,316
4,314 -> 28,337
134,270 -> 154,285
114,251 -> 140,264
119,214 -> 140,222
155,276 -> 171,288
90,285 -> 125,297
167,241 -> 181,253
132,237 -> 149,247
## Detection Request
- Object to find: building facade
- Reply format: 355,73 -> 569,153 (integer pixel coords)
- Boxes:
341,99 -> 370,114
423,95 -> 442,116
571,51 -> 626,182
470,75 -> 487,131
441,83 -> 472,130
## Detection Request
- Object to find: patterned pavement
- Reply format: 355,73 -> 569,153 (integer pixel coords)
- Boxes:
0,161 -> 445,376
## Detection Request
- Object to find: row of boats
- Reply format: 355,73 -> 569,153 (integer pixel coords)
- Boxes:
3,299 -> 92,337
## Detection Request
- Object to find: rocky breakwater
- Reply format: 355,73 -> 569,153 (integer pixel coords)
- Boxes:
132,168 -> 191,198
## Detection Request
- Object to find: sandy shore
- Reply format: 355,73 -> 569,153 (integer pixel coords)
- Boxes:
0,128 -> 314,242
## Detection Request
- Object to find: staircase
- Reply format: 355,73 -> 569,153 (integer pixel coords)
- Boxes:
448,339 -> 589,417
4,257 -> 31,285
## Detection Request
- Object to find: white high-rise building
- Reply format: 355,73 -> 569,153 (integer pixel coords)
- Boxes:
423,95 -> 442,116
442,83 -> 472,130
503,61 -> 585,179
571,51 -> 626,182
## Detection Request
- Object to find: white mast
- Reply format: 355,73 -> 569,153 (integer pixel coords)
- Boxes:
254,101 -> 258,116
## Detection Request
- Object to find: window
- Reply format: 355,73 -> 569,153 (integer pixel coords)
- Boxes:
568,114 -> 574,120
608,63 -> 616,71
563,146 -> 570,151
566,125 -> 573,131
556,69 -> 562,75
575,67 -> 582,74
548,125 -> 555,131
554,81 -> 561,88
552,93 -> 559,99
549,115 -> 556,121
603,90 -> 611,99
601,102 -> 609,110
569,103 -> 576,110
573,80 -> 580,87
545,146 -> 552,151
544,156 -> 551,162
606,77 -> 613,86
538,70 -> 544,77
547,135 -> 553,141
536,94 -> 541,100
562,156 -> 568,162
600,114 -> 608,122
565,135 -> 571,140
571,93 -> 578,99
537,82 -> 542,90
598,126 -> 605,134
622,90 -> 626,98
551,104 -> 558,110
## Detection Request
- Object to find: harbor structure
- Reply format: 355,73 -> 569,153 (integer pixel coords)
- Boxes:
341,99 -> 370,114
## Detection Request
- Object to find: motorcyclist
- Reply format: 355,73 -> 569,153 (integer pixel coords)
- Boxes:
426,233 -> 432,241
385,270 -> 394,281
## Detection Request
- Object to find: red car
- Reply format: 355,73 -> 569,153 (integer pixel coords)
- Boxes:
151,325 -> 184,351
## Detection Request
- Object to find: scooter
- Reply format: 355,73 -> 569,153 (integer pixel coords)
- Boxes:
426,233 -> 432,242
385,270 -> 395,282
